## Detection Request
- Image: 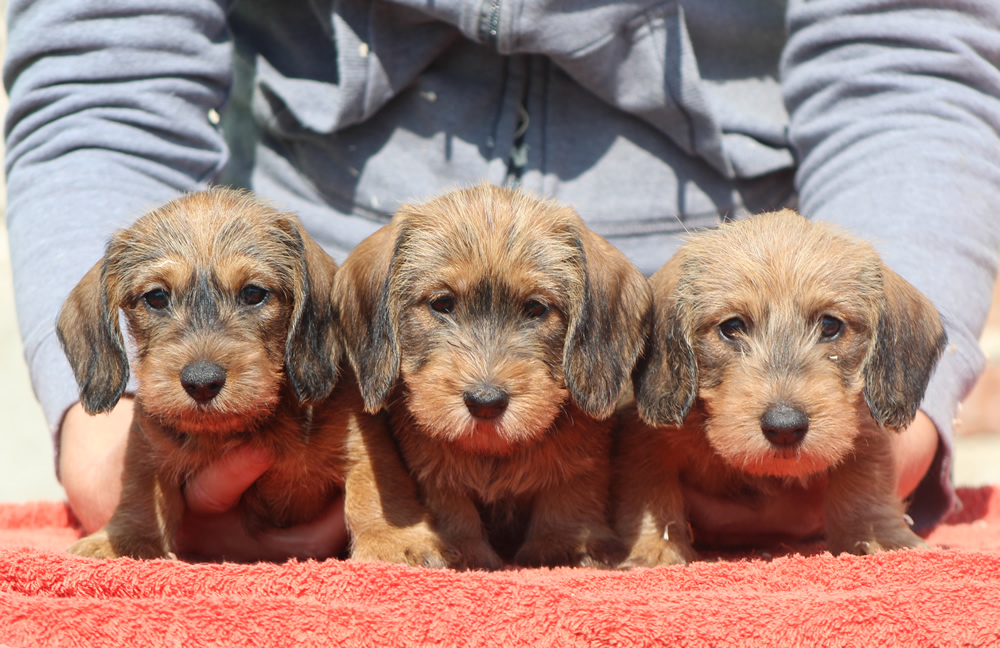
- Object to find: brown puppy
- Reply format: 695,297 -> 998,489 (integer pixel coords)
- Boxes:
615,209 -> 947,566
60,188 -> 443,565
335,184 -> 650,569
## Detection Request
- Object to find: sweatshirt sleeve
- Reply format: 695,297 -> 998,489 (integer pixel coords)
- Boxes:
782,0 -> 1000,525
3,0 -> 234,437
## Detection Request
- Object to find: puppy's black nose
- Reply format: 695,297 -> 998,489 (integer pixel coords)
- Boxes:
181,361 -> 227,403
760,404 -> 809,448
463,385 -> 510,420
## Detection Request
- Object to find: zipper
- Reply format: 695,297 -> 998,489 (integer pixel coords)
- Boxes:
478,0 -> 502,48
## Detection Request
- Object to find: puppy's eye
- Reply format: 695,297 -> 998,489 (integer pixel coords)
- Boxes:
819,315 -> 843,340
143,288 -> 170,311
429,294 -> 456,315
523,299 -> 548,319
718,317 -> 748,341
240,285 -> 269,306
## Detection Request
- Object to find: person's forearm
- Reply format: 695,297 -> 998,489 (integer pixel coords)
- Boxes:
896,412 -> 939,501
59,399 -> 133,533
4,0 -> 233,436
784,0 -> 1000,392
782,0 -> 1000,525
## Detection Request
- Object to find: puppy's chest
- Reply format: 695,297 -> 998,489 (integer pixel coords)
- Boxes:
679,444 -> 824,505
243,416 -> 352,529
427,449 -> 559,503
150,406 -> 350,527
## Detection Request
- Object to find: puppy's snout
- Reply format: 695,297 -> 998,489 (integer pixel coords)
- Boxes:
181,361 -> 227,403
463,385 -> 510,420
760,403 -> 809,448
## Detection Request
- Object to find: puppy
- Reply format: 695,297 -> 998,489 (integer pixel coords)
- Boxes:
614,209 -> 947,566
335,184 -> 650,569
60,188 -> 444,565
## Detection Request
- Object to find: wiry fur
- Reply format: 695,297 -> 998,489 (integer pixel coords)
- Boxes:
336,184 -> 651,569
60,188 -> 443,565
615,210 -> 947,566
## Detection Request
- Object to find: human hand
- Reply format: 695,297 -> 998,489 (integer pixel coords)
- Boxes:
174,444 -> 348,562
60,397 -> 348,561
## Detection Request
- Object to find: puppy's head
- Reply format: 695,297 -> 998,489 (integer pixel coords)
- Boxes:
336,183 -> 650,453
634,210 -> 946,478
57,188 -> 340,434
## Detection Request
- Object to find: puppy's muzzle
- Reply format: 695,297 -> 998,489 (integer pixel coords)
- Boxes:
463,384 -> 510,420
181,360 -> 227,404
760,403 -> 809,448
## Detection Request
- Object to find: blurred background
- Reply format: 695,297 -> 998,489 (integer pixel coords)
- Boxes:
0,1 -> 998,504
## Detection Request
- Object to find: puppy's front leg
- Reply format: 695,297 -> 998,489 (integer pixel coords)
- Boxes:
344,413 -> 449,568
612,419 -> 695,568
421,485 -> 502,571
69,421 -> 182,559
516,465 -> 627,569
614,476 -> 695,568
824,425 -> 926,555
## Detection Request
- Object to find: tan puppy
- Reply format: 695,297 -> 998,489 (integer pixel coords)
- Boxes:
335,184 -> 650,569
615,210 -> 947,566
60,188 -> 444,565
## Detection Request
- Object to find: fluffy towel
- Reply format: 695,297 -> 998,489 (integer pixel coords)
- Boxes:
0,487 -> 998,647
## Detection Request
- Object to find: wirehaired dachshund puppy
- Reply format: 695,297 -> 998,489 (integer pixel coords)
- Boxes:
614,209 -> 947,566
60,188 -> 444,565
335,184 -> 651,569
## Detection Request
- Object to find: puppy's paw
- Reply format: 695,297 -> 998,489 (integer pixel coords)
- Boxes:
513,538 -> 575,568
69,529 -> 172,560
515,530 -> 625,569
68,529 -> 120,559
448,539 -> 504,571
621,534 -> 696,568
582,531 -> 628,569
828,522 -> 927,556
350,525 -> 450,568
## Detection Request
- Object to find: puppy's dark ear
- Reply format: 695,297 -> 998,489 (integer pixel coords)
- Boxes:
863,264 -> 947,430
563,223 -> 652,419
334,219 -> 403,413
56,258 -> 130,415
633,253 -> 698,426
280,215 -> 342,405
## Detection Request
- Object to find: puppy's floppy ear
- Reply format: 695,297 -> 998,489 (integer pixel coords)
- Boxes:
633,252 -> 698,426
56,258 -> 130,415
863,264 -> 947,430
280,215 -> 342,405
334,219 -> 404,413
563,224 -> 652,419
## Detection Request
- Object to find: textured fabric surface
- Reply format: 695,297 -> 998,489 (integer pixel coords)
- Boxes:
0,486 -> 997,647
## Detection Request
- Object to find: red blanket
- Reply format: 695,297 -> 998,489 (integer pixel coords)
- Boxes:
1,487 -> 998,647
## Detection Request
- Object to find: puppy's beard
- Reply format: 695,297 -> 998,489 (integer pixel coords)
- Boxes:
135,355 -> 283,436
402,351 -> 569,455
405,383 -> 567,456
139,388 -> 280,436
699,370 -> 863,481
703,413 -> 858,481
